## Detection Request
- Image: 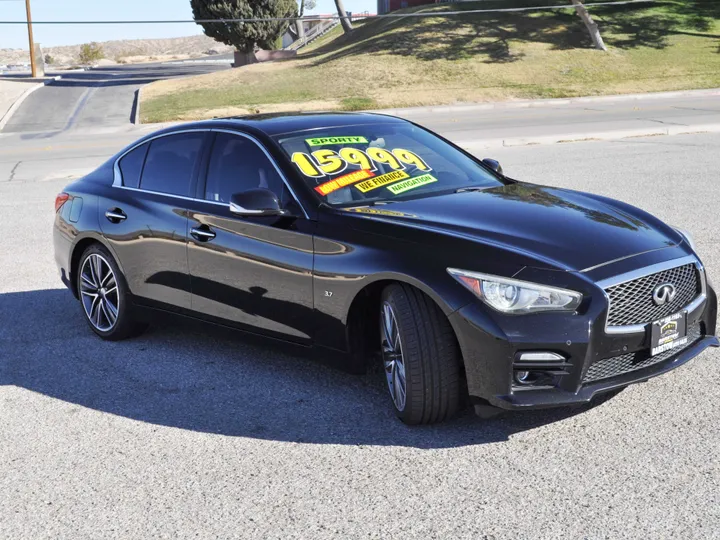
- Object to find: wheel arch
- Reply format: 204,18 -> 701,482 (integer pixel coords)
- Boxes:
68,235 -> 123,298
344,275 -> 468,381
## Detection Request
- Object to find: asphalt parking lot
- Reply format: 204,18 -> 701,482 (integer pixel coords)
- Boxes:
1,132 -> 720,538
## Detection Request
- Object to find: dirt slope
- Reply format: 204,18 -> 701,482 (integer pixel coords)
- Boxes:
0,34 -> 232,65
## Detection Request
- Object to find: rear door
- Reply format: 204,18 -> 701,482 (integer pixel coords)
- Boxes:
186,130 -> 315,343
100,130 -> 208,310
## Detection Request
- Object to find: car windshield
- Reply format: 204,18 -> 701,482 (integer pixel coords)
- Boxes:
273,123 -> 504,207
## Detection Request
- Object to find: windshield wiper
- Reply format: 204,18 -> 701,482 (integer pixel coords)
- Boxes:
344,199 -> 397,209
369,200 -> 397,206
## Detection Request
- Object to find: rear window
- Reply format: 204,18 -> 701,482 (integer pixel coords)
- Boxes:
118,142 -> 149,189
273,123 -> 503,206
140,133 -> 205,197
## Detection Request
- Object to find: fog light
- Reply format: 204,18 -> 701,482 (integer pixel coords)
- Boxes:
517,352 -> 565,362
515,370 -> 531,384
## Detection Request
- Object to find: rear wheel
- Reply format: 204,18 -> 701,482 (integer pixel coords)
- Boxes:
77,244 -> 146,340
380,284 -> 462,424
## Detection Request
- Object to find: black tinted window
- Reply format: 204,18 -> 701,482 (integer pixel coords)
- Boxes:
140,133 -> 205,196
205,133 -> 286,204
118,142 -> 149,189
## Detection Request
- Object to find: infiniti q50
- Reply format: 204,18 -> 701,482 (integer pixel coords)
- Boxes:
53,113 -> 718,424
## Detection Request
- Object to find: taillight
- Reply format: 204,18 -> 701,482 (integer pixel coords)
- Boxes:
55,193 -> 70,213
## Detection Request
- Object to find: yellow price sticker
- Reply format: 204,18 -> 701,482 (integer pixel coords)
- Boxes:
386,174 -> 438,194
355,170 -> 410,193
315,169 -> 375,196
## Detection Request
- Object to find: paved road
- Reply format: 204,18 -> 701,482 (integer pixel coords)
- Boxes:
1,129 -> 719,538
0,62 -> 230,134
1,89 -> 719,183
395,90 -> 720,146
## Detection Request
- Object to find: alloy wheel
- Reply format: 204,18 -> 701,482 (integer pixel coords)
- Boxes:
80,253 -> 119,332
381,301 -> 406,411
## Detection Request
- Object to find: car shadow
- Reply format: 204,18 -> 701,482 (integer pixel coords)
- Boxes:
0,289 -> 620,448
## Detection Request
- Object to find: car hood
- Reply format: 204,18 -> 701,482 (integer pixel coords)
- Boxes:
345,183 -> 682,272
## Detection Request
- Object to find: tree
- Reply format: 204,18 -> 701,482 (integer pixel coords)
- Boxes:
78,42 -> 105,64
191,0 -> 298,65
571,0 -> 606,51
334,0 -> 353,34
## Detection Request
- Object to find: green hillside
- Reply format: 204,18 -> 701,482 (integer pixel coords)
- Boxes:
141,0 -> 720,122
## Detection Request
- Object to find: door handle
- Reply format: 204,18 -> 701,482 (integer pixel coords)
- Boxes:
105,208 -> 127,223
191,226 -> 216,242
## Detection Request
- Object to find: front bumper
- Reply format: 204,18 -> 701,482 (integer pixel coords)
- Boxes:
448,257 -> 719,411
490,336 -> 717,410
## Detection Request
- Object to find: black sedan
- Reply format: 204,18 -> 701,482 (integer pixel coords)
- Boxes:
53,112 -> 718,424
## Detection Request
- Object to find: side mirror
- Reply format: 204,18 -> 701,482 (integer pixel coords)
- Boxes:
482,158 -> 504,176
229,188 -> 287,217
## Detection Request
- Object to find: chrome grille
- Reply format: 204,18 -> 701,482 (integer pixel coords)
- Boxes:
605,264 -> 699,327
584,324 -> 702,383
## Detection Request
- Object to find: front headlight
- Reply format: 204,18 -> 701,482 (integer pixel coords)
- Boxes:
447,268 -> 583,314
674,227 -> 698,252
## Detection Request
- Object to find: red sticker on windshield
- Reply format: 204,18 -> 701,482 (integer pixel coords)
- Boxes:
314,169 -> 375,196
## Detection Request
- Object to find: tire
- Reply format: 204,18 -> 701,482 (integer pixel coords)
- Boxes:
76,244 -> 147,341
380,283 -> 462,424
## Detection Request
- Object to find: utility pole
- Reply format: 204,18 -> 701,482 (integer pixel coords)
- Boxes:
25,0 -> 38,77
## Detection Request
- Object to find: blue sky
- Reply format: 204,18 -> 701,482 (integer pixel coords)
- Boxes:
1,0 -> 376,49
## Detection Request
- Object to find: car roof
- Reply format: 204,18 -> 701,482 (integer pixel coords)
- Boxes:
192,112 -> 409,137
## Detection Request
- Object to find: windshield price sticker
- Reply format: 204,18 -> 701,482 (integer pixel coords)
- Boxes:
291,147 -> 431,180
314,169 -> 375,195
306,136 -> 369,147
386,173 -> 438,195
355,170 -> 410,193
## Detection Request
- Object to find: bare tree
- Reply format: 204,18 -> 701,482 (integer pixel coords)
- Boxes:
571,0 -> 606,51
296,0 -> 316,41
334,0 -> 353,34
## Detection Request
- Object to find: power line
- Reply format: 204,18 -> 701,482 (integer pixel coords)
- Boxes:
0,0 -> 674,24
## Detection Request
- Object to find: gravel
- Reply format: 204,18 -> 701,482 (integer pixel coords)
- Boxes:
1,133 -> 719,539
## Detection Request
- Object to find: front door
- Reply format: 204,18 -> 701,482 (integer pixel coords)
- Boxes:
187,131 -> 315,343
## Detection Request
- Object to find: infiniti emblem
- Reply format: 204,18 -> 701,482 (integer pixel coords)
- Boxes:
652,283 -> 677,306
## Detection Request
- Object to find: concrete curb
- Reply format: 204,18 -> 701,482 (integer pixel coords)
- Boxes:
0,75 -> 60,83
455,123 -> 720,149
0,79 -> 52,132
375,88 -> 720,117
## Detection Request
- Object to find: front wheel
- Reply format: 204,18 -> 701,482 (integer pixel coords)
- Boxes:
380,284 -> 463,424
77,244 -> 146,341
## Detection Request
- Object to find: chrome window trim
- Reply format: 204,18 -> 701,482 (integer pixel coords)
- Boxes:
597,255 -> 706,335
112,127 -> 309,219
110,185 -> 228,207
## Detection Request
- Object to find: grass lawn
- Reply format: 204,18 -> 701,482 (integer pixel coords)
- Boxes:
140,0 -> 720,122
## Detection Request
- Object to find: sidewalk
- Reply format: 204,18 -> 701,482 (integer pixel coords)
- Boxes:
0,80 -> 45,131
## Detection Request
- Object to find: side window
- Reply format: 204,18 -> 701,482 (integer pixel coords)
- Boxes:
118,142 -> 149,189
205,133 -> 288,204
140,132 -> 205,197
